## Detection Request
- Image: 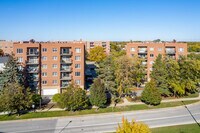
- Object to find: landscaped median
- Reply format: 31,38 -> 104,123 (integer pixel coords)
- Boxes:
0,100 -> 199,121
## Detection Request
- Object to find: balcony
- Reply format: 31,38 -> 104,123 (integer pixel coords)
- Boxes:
26,60 -> 39,65
60,76 -> 72,80
138,50 -> 147,54
138,55 -> 147,59
60,68 -> 72,72
166,50 -> 176,54
60,59 -> 72,64
27,52 -> 39,56
142,62 -> 147,65
60,84 -> 69,88
60,51 -> 72,56
27,68 -> 39,73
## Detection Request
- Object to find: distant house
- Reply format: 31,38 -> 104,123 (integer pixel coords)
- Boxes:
0,56 -> 9,72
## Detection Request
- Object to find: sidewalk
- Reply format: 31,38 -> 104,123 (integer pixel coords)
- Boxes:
38,93 -> 200,112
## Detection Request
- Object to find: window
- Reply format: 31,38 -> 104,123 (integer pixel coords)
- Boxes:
158,48 -> 162,51
42,72 -> 47,77
150,61 -> 154,65
75,56 -> 81,61
52,48 -> 57,52
42,48 -> 47,52
150,54 -> 154,58
42,56 -> 47,61
75,48 -> 81,53
130,47 -> 135,52
52,64 -> 57,68
17,48 -> 23,54
150,48 -> 154,51
42,64 -> 47,69
75,80 -> 81,85
42,80 -> 47,85
131,54 -> 134,57
18,57 -> 23,62
52,80 -> 57,84
179,48 -> 184,52
52,72 -> 57,76
75,64 -> 81,69
75,72 -> 81,76
52,56 -> 57,60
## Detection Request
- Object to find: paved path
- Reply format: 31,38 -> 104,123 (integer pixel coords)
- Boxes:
0,102 -> 200,133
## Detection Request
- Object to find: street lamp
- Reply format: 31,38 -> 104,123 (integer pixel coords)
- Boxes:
32,104 -> 35,112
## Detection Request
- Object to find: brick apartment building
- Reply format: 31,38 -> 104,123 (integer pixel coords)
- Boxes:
126,42 -> 187,81
85,41 -> 110,55
0,40 -> 14,55
13,41 -> 85,96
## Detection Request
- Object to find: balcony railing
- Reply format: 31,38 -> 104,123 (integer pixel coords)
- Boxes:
27,68 -> 39,73
60,84 -> 69,88
60,68 -> 72,72
60,76 -> 72,80
138,50 -> 147,54
26,60 -> 39,65
60,51 -> 72,56
166,50 -> 176,54
27,52 -> 39,56
60,59 -> 72,64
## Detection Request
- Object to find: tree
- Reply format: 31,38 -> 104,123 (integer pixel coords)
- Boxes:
0,49 -> 4,56
0,55 -> 23,89
89,78 -> 107,108
0,83 -> 33,115
29,39 -> 35,43
116,117 -> 151,133
96,56 -> 116,94
52,93 -> 61,103
165,58 -> 183,97
151,54 -> 170,96
88,46 -> 107,62
178,56 -> 200,94
115,56 -> 135,97
141,80 -> 161,105
59,83 -> 89,111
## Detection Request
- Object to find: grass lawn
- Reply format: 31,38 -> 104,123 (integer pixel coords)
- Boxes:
0,100 -> 199,121
152,123 -> 200,133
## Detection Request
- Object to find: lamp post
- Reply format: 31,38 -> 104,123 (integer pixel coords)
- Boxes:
32,104 -> 35,112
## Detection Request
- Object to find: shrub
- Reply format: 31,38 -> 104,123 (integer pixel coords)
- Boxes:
141,80 -> 162,105
52,93 -> 61,103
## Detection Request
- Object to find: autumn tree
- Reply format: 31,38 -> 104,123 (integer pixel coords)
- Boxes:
151,54 -> 169,96
115,56 -> 135,97
88,46 -> 107,62
89,78 -> 107,108
116,117 -> 151,133
58,83 -> 89,111
141,80 -> 161,105
0,49 -> 4,56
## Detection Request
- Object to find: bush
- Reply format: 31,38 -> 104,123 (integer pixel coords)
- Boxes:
52,93 -> 61,103
116,117 -> 151,133
59,84 -> 89,111
32,94 -> 42,105
141,80 -> 162,105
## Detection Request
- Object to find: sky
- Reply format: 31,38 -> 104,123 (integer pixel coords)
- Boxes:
0,0 -> 200,42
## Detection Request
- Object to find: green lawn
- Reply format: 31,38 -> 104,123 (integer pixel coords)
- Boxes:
0,100 -> 199,121
152,124 -> 200,133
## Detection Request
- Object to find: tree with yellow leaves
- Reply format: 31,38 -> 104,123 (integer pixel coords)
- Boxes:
88,46 -> 107,62
116,117 -> 151,133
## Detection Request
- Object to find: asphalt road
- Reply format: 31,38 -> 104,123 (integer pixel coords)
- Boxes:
0,102 -> 200,133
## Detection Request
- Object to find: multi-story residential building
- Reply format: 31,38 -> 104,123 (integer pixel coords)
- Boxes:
126,42 -> 187,81
85,41 -> 110,55
13,41 -> 85,97
0,40 -> 14,55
